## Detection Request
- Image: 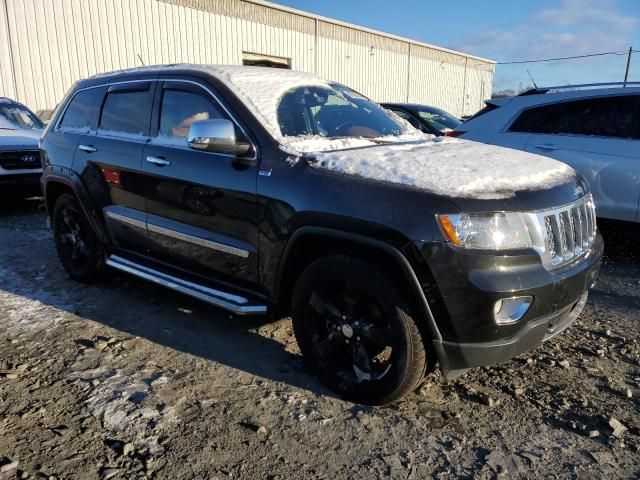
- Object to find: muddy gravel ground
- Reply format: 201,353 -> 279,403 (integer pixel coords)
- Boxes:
0,200 -> 639,480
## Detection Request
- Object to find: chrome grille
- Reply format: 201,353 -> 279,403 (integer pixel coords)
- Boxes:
533,194 -> 596,270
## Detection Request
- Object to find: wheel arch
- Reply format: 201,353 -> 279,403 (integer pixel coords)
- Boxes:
44,176 -> 109,244
274,226 -> 442,343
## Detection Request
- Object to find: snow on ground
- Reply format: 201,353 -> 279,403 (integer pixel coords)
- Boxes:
68,349 -> 178,456
310,138 -> 575,199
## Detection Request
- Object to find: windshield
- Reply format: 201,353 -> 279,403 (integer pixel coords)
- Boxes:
277,84 -> 404,138
0,104 -> 44,130
416,108 -> 461,131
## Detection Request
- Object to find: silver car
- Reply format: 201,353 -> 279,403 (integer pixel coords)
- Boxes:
0,97 -> 44,198
455,83 -> 640,223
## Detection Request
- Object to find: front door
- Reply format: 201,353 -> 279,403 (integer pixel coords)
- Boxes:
141,79 -> 260,286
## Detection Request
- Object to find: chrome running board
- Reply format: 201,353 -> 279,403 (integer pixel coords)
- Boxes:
105,254 -> 267,315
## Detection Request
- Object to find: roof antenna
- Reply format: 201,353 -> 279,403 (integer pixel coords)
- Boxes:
526,69 -> 538,89
137,54 -> 145,66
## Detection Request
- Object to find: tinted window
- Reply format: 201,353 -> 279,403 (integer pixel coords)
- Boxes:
509,103 -> 563,133
99,89 -> 152,135
415,108 -> 461,131
159,89 -> 226,138
59,87 -> 105,131
552,96 -> 637,138
389,109 -> 422,129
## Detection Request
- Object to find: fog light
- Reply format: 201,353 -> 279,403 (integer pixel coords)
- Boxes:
494,296 -> 533,325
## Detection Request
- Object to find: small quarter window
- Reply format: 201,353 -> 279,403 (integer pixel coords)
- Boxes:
59,87 -> 105,131
99,88 -> 152,136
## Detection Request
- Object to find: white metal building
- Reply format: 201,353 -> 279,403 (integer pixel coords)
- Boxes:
0,0 -> 495,117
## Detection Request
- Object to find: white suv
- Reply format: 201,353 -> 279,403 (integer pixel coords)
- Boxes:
455,83 -> 640,223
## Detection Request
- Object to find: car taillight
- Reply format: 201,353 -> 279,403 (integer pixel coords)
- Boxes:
445,130 -> 466,137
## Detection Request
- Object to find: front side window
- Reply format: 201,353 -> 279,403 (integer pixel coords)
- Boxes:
158,89 -> 226,139
277,84 -> 404,138
99,89 -> 152,135
0,103 -> 44,130
59,87 -> 105,131
551,96 -> 638,138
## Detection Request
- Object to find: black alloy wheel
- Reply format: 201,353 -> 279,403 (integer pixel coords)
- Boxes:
292,255 -> 429,404
53,193 -> 105,282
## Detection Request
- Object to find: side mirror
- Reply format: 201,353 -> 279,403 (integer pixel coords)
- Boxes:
187,119 -> 250,156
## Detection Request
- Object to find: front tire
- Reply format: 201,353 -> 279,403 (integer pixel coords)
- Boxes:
292,255 -> 429,404
52,193 -> 105,283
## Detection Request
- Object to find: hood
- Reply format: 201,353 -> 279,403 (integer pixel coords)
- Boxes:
310,138 -> 576,200
0,128 -> 42,149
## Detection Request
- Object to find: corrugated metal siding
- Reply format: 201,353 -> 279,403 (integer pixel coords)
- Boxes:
0,0 -> 494,118
0,0 -> 17,99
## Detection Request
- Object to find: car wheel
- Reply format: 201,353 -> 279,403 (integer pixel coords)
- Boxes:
53,193 -> 105,283
292,255 -> 429,404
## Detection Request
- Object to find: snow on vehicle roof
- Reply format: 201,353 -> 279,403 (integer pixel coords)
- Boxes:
91,64 -> 330,141
311,138 -> 575,199
89,65 -> 575,199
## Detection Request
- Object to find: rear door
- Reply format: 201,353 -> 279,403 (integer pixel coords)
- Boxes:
519,95 -> 640,222
141,78 -> 260,286
73,81 -> 155,252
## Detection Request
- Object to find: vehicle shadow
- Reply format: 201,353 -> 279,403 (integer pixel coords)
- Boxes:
0,206 -> 338,401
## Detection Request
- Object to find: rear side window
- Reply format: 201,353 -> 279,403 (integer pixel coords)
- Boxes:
552,96 -> 638,138
509,103 -> 563,133
389,109 -> 422,129
99,88 -> 152,136
59,87 -> 105,131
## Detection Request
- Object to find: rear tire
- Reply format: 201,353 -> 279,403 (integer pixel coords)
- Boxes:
52,193 -> 105,283
292,255 -> 429,404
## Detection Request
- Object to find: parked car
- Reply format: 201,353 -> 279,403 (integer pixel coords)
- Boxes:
0,97 -> 45,198
455,83 -> 640,223
40,66 -> 602,404
381,103 -> 461,135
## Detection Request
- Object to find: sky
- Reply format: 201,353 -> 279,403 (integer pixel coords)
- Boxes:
274,0 -> 640,93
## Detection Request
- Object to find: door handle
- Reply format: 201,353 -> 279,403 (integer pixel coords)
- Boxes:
146,156 -> 170,167
78,144 -> 97,153
533,144 -> 559,151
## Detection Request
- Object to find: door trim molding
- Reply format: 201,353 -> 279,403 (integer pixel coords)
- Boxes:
104,208 -> 147,229
147,222 -> 250,258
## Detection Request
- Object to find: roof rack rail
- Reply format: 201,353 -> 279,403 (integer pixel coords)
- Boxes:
518,81 -> 640,96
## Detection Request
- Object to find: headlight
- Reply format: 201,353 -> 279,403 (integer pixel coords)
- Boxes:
437,212 -> 533,250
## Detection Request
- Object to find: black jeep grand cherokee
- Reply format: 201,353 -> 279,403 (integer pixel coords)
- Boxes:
41,65 -> 603,404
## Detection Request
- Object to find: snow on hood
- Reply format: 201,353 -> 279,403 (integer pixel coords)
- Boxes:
310,138 -> 575,199
0,127 -> 41,149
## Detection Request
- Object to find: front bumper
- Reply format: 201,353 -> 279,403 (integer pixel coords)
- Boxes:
420,234 -> 603,378
0,172 -> 42,198
435,291 -> 588,378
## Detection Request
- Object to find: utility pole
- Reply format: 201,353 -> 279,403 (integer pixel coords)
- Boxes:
623,46 -> 632,87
